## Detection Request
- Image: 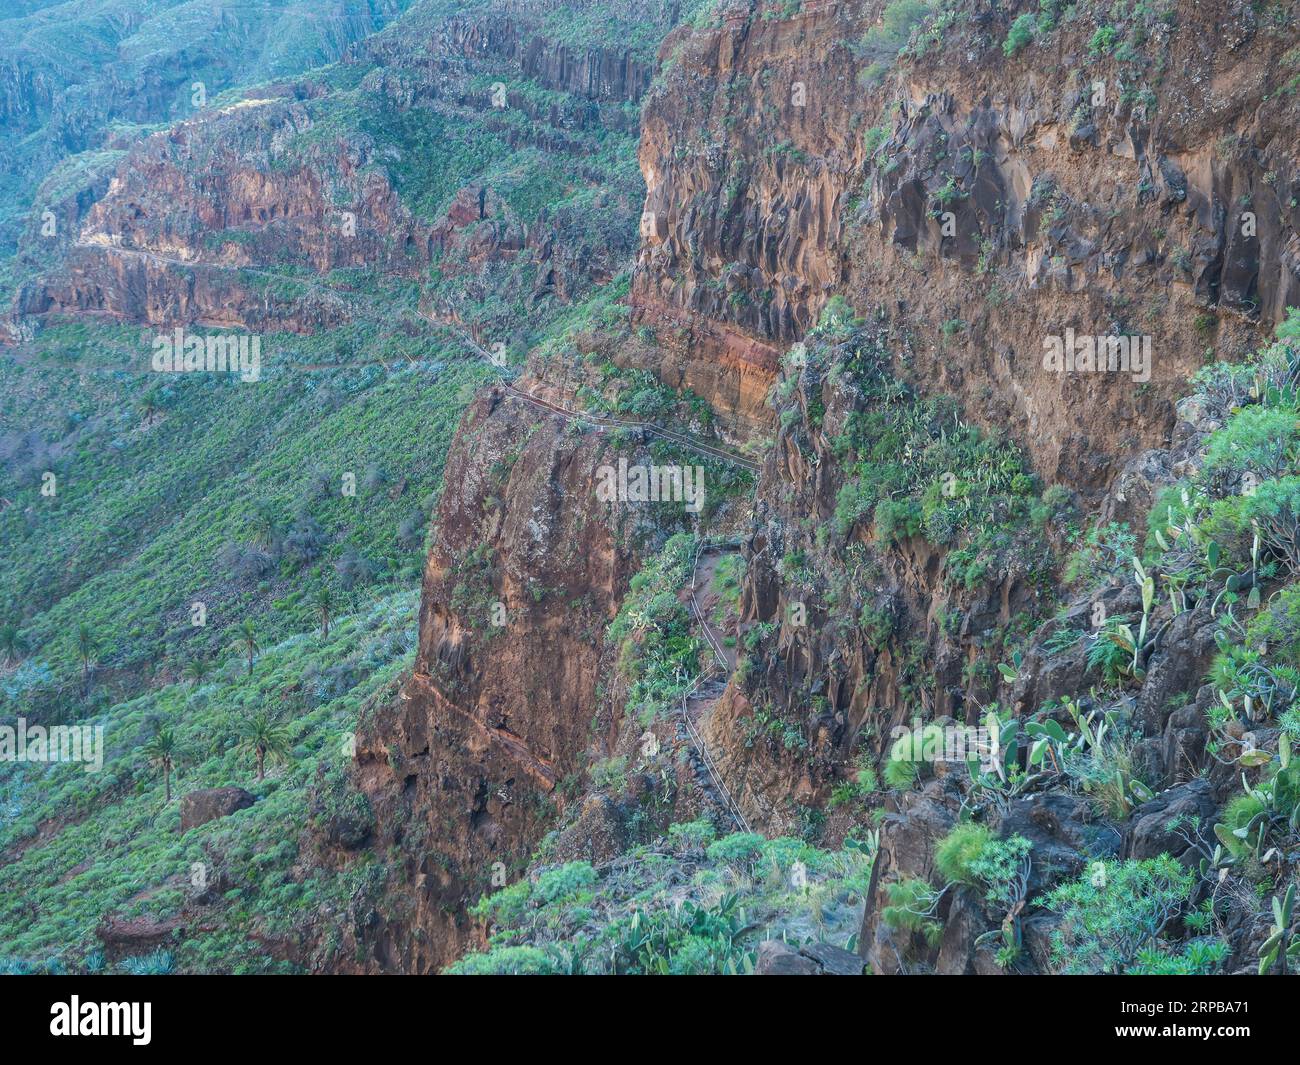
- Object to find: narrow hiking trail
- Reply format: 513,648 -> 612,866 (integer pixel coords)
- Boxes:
679,539 -> 750,832
9,243 -> 762,476
414,310 -> 762,474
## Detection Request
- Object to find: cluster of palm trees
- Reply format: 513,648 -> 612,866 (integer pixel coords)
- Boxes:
3,579 -> 337,687
141,709 -> 291,804
5,579 -> 339,804
2,621 -> 96,695
141,586 -> 336,802
187,589 -> 332,682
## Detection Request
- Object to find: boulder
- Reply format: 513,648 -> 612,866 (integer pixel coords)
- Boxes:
180,787 -> 255,832
798,941 -> 867,975
1124,779 -> 1217,860
756,941 -> 819,975
755,939 -> 864,975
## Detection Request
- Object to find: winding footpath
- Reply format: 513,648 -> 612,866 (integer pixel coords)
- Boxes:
681,539 -> 751,833
11,242 -> 761,476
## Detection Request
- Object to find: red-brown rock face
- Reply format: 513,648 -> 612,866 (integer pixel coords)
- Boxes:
629,0 -> 1298,490
342,387 -> 643,971
631,2 -> 876,430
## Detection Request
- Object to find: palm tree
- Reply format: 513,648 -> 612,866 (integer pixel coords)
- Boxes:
136,390 -> 163,427
234,619 -> 259,676
0,624 -> 26,666
141,723 -> 179,803
182,657 -> 212,686
248,504 -> 280,552
75,623 -> 99,695
314,586 -> 334,639
235,710 -> 290,780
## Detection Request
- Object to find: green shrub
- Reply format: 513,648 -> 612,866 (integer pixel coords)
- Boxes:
533,862 -> 598,905
934,823 -> 991,885
1088,25 -> 1119,55
1045,856 -> 1193,974
884,723 -> 946,789
668,819 -> 717,850
1202,406 -> 1300,480
1128,940 -> 1229,975
1064,522 -> 1135,588
859,603 -> 895,650
834,478 -> 878,535
873,497 -> 923,545
882,878 -> 942,945
816,294 -> 860,336
861,1 -> 933,61
1245,584 -> 1300,661
705,832 -> 766,866
966,835 -> 1032,910
1198,494 -> 1254,569
445,945 -> 557,975
469,879 -> 532,925
1003,13 -> 1037,56
1245,476 -> 1300,574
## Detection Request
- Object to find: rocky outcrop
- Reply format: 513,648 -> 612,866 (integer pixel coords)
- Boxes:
340,386 -> 646,971
0,0 -> 398,249
755,938 -> 866,974
628,0 -> 1299,487
8,1 -> 657,341
846,0 -> 1299,497
630,1 -> 875,430
180,788 -> 255,832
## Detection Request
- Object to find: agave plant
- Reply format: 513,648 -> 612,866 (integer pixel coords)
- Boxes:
1259,884 -> 1300,975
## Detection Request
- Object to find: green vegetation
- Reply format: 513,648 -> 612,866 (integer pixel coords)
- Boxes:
1003,13 -> 1037,56
809,329 -> 1053,591
606,533 -> 704,726
0,588 -> 416,971
1045,856 -> 1195,974
1,318 -> 490,713
934,822 -> 991,884
450,827 -> 873,975
883,723 -> 946,789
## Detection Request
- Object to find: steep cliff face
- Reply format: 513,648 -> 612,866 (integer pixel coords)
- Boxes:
336,387 -> 636,970
591,0 -> 1298,836
432,0 -> 1300,976
647,0 -> 1300,975
631,0 -> 877,430
14,92 -> 428,330
629,0 -> 1298,482
339,369 -> 746,969
846,0 -> 1299,500
8,0 -> 672,342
